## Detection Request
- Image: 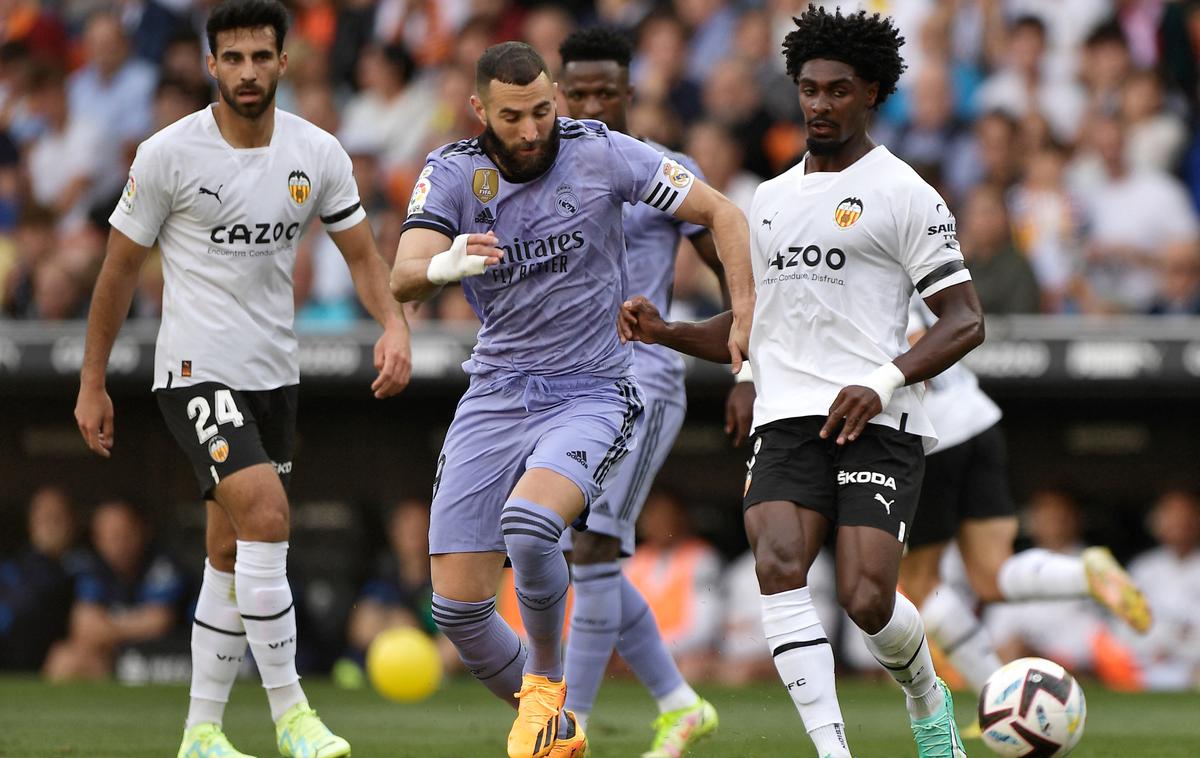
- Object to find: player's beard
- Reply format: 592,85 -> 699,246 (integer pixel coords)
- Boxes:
805,132 -> 848,156
481,119 -> 561,183
217,77 -> 278,120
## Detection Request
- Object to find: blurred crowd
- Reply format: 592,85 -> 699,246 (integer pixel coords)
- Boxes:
2,1 -> 1200,325
3,482 -> 1198,691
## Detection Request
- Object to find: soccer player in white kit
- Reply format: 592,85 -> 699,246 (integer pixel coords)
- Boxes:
621,7 -> 985,756
73,2 -> 411,756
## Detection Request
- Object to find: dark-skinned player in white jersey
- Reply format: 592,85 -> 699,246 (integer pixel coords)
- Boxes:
73,2 -> 410,756
620,7 -> 983,757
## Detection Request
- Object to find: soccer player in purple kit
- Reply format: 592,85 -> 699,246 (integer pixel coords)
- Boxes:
556,27 -> 721,758
389,42 -> 754,758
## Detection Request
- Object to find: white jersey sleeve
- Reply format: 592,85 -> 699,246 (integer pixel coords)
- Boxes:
110,142 -> 175,247
896,182 -> 972,298
316,139 -> 366,232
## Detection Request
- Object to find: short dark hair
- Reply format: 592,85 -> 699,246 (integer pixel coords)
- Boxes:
782,5 -> 907,108
206,0 -> 289,55
475,41 -> 550,93
559,26 -> 633,69
1011,15 -> 1047,38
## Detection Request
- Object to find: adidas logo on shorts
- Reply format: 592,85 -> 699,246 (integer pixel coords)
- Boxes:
566,450 -> 588,468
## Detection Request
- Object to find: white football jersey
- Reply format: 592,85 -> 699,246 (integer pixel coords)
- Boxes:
747,145 -> 971,447
109,105 -> 366,391
908,296 -> 1001,451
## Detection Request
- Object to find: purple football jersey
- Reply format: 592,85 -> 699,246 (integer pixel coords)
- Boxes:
404,118 -> 695,379
623,140 -> 707,399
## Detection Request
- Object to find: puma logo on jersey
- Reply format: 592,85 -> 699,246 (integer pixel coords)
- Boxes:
199,184 -> 223,204
762,212 -> 778,229
837,470 -> 897,490
874,492 -> 895,514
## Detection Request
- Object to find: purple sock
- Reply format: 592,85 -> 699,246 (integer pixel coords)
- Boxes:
614,573 -> 685,699
432,594 -> 525,708
501,498 -> 570,680
564,562 -> 623,715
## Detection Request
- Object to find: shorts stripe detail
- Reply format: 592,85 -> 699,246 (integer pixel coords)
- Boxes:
479,642 -> 524,680
594,379 -> 643,485
772,638 -> 829,657
618,399 -> 666,521
241,601 -> 294,622
194,617 -> 246,637
873,634 -> 927,671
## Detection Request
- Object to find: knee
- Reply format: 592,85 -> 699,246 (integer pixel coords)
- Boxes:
207,538 -> 237,573
753,540 -> 808,595
571,531 -> 620,565
968,570 -> 1005,604
839,577 -> 895,634
240,503 -> 289,543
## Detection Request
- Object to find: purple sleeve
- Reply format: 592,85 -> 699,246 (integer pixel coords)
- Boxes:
608,130 -> 695,214
401,151 -> 463,239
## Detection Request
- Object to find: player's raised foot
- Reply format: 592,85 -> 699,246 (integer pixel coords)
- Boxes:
275,703 -> 351,758
642,698 -> 719,758
1083,546 -> 1152,633
911,679 -> 966,758
548,710 -> 589,757
178,723 -> 257,758
509,674 -> 567,758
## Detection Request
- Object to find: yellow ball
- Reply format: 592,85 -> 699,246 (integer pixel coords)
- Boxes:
366,627 -> 443,702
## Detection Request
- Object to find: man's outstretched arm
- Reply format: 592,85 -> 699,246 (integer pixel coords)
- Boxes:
618,296 -> 735,365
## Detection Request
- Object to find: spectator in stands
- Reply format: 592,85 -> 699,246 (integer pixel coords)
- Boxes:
675,0 -> 736,83
974,15 -> 1085,144
1124,489 -> 1200,690
30,255 -> 88,320
631,13 -> 702,124
875,58 -> 972,192
23,62 -> 106,230
1121,69 -> 1187,174
42,500 -> 185,681
959,183 -> 1041,313
340,43 -> 434,173
1147,240 -> 1200,315
683,120 -> 759,213
946,110 -> 1021,203
1076,114 -> 1199,313
1008,141 -> 1086,312
700,56 -> 773,179
159,30 -> 209,93
1078,21 -> 1133,118
625,489 -> 721,680
344,499 -> 458,670
152,77 -> 211,133
521,4 -> 574,75
2,203 -> 55,317
67,11 -> 157,161
0,486 -> 87,670
985,489 -> 1108,672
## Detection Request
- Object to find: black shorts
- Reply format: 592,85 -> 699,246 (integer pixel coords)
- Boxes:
156,382 -> 298,498
743,416 -> 925,543
906,423 -> 1016,549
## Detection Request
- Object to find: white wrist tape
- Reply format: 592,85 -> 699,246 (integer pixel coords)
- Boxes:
735,362 -> 754,383
426,234 -> 487,285
858,362 -> 905,409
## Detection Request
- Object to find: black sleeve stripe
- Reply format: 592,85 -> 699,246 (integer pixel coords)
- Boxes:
320,201 -> 362,225
402,211 -> 459,238
646,182 -> 669,209
660,188 -> 678,209
915,259 -> 967,293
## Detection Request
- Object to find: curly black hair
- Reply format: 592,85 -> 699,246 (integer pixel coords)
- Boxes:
559,26 -> 633,69
782,5 -> 907,108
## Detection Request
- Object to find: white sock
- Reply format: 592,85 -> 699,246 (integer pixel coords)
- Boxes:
234,540 -> 307,722
862,592 -> 943,720
921,584 -> 1003,693
762,587 -> 850,757
997,548 -> 1087,599
187,559 -> 247,729
656,682 -> 700,714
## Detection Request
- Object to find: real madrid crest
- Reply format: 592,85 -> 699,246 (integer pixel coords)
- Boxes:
834,197 -> 863,229
554,183 -> 579,218
288,170 -> 311,205
473,168 -> 499,204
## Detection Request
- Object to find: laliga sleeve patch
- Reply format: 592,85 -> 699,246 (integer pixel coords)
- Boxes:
407,166 -> 434,217
119,171 -> 136,213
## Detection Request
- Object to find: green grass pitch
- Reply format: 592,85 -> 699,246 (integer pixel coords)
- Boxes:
1,675 -> 1197,756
